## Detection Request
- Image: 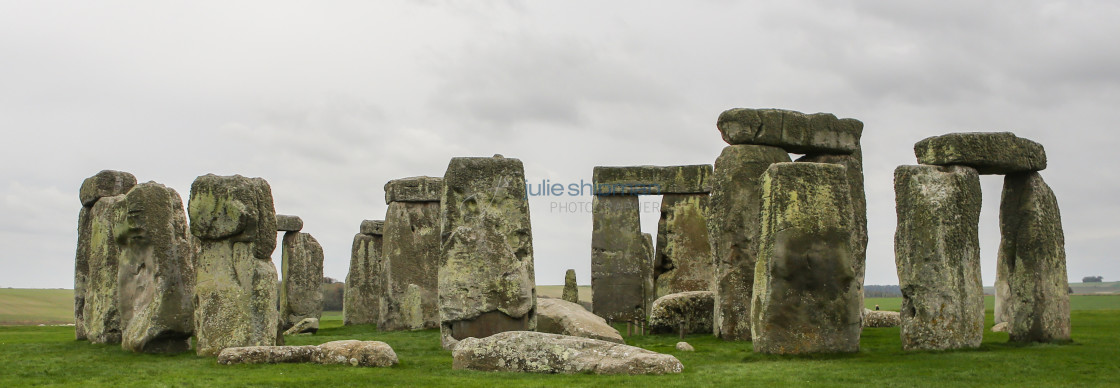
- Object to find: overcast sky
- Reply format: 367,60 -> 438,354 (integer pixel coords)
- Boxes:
2,1 -> 1117,289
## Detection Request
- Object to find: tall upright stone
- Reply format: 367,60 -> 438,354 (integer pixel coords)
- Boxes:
344,220 -> 383,326
380,177 -> 442,331
709,145 -> 790,341
998,172 -> 1070,343
115,182 -> 195,353
188,174 -> 279,356
75,170 -> 136,341
894,165 -> 984,350
751,163 -> 860,354
84,195 -> 129,344
562,269 -> 579,304
798,147 -> 868,306
591,195 -> 647,321
280,232 -> 324,331
654,194 -> 714,297
439,155 -> 536,348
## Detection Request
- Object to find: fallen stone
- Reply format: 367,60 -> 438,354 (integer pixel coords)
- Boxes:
536,298 -> 623,344
992,322 -> 1010,333
862,309 -> 901,328
344,226 -> 382,326
116,182 -> 196,354
648,291 -> 714,334
280,232 -> 324,330
359,219 -> 384,236
894,165 -> 984,350
710,145 -> 790,341
315,340 -> 399,367
217,345 -> 319,365
380,200 -> 441,331
592,165 -> 712,195
384,176 -> 443,204
914,132 -> 1046,174
189,174 -> 279,356
591,195 -> 649,322
998,172 -> 1070,343
562,269 -> 579,304
452,331 -> 683,375
83,195 -> 128,345
284,317 -> 319,336
275,215 -> 303,232
654,194 -> 714,297
752,162 -> 861,354
675,342 -> 694,352
716,108 -> 862,154
79,170 -> 137,207
439,156 -> 536,348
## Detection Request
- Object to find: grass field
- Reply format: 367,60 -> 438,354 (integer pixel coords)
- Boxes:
1,292 -> 1118,386
0,289 -> 73,325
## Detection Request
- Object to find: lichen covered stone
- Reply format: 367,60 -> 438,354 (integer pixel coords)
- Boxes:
280,232 -> 324,330
914,132 -> 1046,174
452,331 -> 683,375
79,170 -> 137,207
84,195 -> 129,344
344,230 -> 382,326
591,195 -> 649,321
275,215 -> 303,232
592,165 -> 712,195
384,176 -> 443,204
536,298 -> 623,343
562,269 -> 579,304
798,149 -> 868,308
380,201 -> 441,331
716,108 -> 862,154
654,194 -> 714,298
359,219 -> 384,236
648,291 -> 714,335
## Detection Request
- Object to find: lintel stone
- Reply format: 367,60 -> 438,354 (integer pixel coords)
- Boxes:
592,165 -> 712,195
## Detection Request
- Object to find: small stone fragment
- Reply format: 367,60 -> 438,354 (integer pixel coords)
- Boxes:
675,342 -> 694,352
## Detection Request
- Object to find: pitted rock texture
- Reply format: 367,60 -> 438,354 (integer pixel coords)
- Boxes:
116,182 -> 196,354
280,232 -> 324,330
79,170 -> 137,207
275,215 -> 303,232
380,201 -> 441,331
452,331 -> 683,375
439,156 -> 536,346
536,298 -> 623,344
654,194 -> 714,297
862,309 -> 901,328
345,230 -> 382,326
591,195 -> 649,322
189,174 -> 279,356
84,195 -> 129,344
592,165 -> 712,195
562,269 -> 579,304
218,340 -> 397,367
710,145 -> 791,341
798,149 -> 868,308
648,291 -> 714,335
998,172 -> 1070,343
717,108 -> 862,154
75,170 -> 137,341
914,132 -> 1046,174
751,162 -> 861,354
894,165 -> 984,351
360,219 -> 384,236
384,176 -> 443,203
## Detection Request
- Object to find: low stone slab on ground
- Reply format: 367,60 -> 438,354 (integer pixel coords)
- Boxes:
452,331 -> 682,375
536,298 -> 622,344
218,340 -> 398,367
862,309 -> 901,328
648,291 -> 714,335
914,132 -> 1046,174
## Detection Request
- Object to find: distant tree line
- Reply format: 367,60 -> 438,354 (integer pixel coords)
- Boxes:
864,285 -> 902,298
1083,276 -> 1104,283
322,277 -> 344,311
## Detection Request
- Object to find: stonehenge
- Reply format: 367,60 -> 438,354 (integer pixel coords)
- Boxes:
344,220 -> 383,326
438,155 -> 536,349
380,176 -> 442,331
188,174 -> 280,356
279,227 -> 324,332
75,170 -> 136,343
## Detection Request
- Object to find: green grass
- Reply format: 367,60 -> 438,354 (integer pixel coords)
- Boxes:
2,296 -> 1119,386
0,289 -> 74,325
865,295 -> 1120,312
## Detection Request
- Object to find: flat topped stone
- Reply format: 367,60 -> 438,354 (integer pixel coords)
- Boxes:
717,108 -> 862,154
276,215 -> 303,232
914,132 -> 1046,174
359,220 -> 383,236
452,331 -> 683,375
385,176 -> 444,204
593,165 -> 712,195
79,170 -> 137,207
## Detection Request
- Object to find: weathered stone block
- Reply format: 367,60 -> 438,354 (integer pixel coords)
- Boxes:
84,195 -> 128,344
894,165 -> 984,350
590,195 -> 648,322
709,144 -> 790,341
218,341 -> 398,367
752,162 -> 860,354
654,193 -> 714,296
380,201 -> 441,331
344,231 -> 382,326
452,331 -> 683,375
275,215 -> 303,232
562,269 -> 579,304
189,174 -> 279,356
283,317 -> 319,335
998,172 -> 1070,343
914,132 -> 1046,174
592,165 -> 713,195
798,149 -> 868,307
716,108 -> 862,154
648,291 -> 714,335
439,156 -> 536,348
116,182 -> 195,354
79,170 -> 137,207
74,207 -> 91,340
360,219 -> 383,236
536,298 -> 623,343
280,232 -> 324,330
863,309 -> 901,328
384,176 -> 443,204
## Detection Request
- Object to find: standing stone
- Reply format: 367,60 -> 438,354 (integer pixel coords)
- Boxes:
894,165 -> 984,350
84,195 -> 128,344
344,220 -> 383,326
75,170 -> 136,340
751,163 -> 860,354
998,172 -> 1071,343
640,232 -> 655,316
648,291 -> 714,335
280,232 -> 324,331
798,147 -> 868,308
439,155 -> 536,348
380,177 -> 442,331
189,174 -> 279,356
591,195 -> 648,322
116,182 -> 196,353
709,144 -> 790,340
562,269 -> 579,304
654,193 -> 714,296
